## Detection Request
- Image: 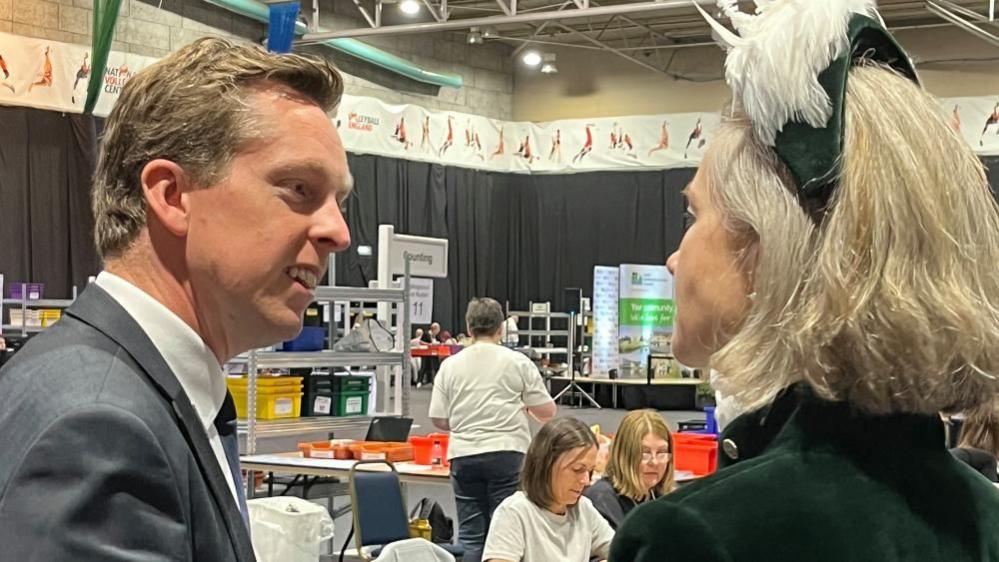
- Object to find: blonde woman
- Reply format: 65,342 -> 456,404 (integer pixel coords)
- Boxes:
583,410 -> 675,529
611,1 -> 999,560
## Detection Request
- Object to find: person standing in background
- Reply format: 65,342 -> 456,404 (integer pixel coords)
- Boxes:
410,328 -> 425,385
503,314 -> 519,346
430,297 -> 557,562
418,322 -> 443,385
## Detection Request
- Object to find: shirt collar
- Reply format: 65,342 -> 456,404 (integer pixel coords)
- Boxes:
95,272 -> 226,430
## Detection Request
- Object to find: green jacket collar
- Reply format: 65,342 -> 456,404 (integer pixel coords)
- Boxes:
718,384 -> 946,469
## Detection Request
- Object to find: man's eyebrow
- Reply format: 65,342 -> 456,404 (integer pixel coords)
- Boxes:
270,160 -> 332,180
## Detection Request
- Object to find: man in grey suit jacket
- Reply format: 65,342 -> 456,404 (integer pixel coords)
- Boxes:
0,37 -> 352,560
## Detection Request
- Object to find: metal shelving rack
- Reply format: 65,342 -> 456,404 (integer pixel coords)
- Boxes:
238,283 -> 412,455
507,304 -> 572,355
1,278 -> 77,336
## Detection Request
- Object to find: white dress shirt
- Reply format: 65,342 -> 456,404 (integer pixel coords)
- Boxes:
96,272 -> 240,508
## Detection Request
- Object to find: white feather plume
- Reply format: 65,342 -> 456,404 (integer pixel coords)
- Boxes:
695,0 -> 879,146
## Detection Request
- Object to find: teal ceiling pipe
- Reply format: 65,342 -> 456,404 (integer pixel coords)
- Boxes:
205,0 -> 464,88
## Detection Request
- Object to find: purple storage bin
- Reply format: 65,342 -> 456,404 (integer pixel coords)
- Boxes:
26,283 -> 44,300
8,283 -> 25,300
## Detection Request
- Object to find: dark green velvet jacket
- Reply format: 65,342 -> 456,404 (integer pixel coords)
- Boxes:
610,386 -> 999,561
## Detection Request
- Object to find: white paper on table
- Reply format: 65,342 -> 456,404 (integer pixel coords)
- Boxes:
240,455 -> 357,470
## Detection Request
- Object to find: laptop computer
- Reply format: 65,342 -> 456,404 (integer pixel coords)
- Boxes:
365,416 -> 414,442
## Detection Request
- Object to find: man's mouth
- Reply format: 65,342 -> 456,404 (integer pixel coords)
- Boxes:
287,266 -> 318,290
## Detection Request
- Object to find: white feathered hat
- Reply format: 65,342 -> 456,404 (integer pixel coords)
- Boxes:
695,0 -> 919,209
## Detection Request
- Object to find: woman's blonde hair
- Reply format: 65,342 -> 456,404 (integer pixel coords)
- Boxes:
707,63 -> 999,415
958,402 -> 999,456
605,410 -> 675,501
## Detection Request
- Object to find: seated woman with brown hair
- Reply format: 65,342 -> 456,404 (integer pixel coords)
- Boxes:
584,409 -> 675,529
482,417 -> 614,562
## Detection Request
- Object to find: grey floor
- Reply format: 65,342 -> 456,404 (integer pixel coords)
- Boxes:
266,385 -> 701,560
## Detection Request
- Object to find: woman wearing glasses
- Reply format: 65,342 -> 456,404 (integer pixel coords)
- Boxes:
584,410 -> 675,529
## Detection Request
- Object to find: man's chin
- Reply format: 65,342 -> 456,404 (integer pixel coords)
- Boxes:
253,315 -> 305,349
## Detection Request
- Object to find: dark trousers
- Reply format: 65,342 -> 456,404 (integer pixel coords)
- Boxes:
418,356 -> 440,385
449,451 -> 524,562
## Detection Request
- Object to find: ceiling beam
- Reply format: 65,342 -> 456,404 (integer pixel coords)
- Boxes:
554,22 -> 665,73
509,1 -> 573,57
926,0 -> 999,47
295,0 -> 716,42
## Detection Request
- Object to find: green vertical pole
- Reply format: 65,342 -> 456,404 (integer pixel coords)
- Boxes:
83,0 -> 123,115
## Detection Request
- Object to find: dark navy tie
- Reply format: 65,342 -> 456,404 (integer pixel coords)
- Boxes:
214,391 -> 250,529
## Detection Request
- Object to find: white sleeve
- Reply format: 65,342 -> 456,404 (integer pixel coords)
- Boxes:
428,368 -> 450,419
482,501 -> 526,562
584,498 -> 615,559
519,358 -> 552,408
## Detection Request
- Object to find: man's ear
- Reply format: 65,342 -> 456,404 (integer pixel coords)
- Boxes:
141,159 -> 192,238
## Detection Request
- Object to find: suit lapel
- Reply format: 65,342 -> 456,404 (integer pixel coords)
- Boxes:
66,285 -> 255,561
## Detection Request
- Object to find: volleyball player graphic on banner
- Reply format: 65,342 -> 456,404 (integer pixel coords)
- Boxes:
980,102 -> 999,146
28,46 -> 53,93
71,53 -> 90,104
648,120 -> 670,157
0,51 -> 14,94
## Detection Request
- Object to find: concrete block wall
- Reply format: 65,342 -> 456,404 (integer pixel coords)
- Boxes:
1,0 -> 264,59
341,33 -> 514,119
1,0 -> 514,119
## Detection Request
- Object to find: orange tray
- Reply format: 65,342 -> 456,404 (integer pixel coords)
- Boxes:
298,439 -> 355,459
347,441 -> 414,462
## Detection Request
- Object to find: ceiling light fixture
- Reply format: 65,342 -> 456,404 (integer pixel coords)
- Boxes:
467,27 -> 484,44
399,0 -> 421,15
522,51 -> 542,67
540,52 -> 558,74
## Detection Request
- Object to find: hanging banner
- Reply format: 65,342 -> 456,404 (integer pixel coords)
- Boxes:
1,31 -> 996,170
335,93 -> 719,173
617,264 -> 674,379
0,32 -> 156,117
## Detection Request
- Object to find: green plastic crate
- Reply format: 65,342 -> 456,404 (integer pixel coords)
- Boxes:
331,390 -> 369,417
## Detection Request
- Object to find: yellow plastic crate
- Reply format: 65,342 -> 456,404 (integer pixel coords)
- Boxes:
41,309 -> 61,327
227,376 -> 303,420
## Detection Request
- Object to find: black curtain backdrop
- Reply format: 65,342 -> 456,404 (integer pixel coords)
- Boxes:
0,106 -> 100,297
338,153 -> 999,334
0,103 -> 996,331
336,153 -> 694,332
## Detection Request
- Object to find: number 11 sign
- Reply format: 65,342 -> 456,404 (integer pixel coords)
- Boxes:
408,277 -> 434,325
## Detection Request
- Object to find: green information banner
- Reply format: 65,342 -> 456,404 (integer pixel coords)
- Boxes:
617,264 -> 674,374
619,298 -> 676,326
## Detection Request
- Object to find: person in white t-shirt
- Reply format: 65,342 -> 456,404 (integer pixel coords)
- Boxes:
429,297 -> 557,562
483,417 -> 615,562
502,315 -> 520,346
